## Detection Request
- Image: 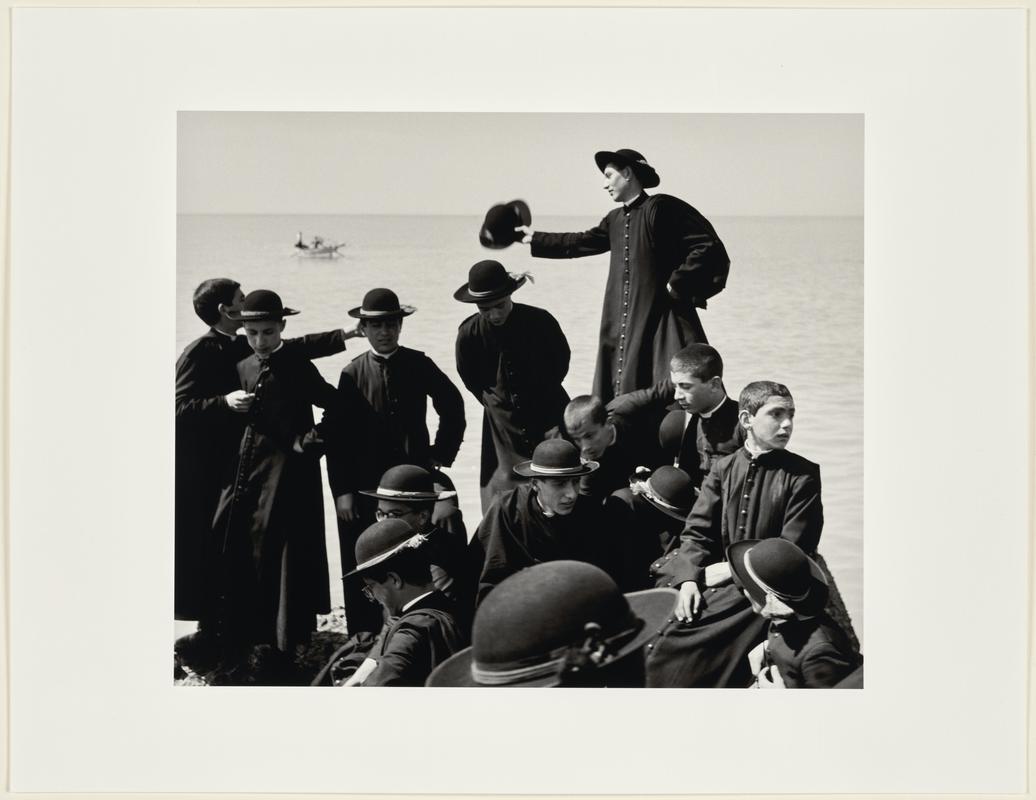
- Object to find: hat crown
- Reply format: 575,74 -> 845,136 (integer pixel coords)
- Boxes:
472,561 -> 631,669
353,518 -> 418,566
746,539 -> 813,597
361,287 -> 403,314
241,289 -> 285,315
530,439 -> 582,472
378,464 -> 434,495
467,260 -> 511,294
614,148 -> 647,164
647,466 -> 695,509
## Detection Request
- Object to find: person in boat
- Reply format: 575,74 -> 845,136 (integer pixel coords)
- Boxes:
337,519 -> 466,687
174,279 -> 359,668
468,439 -> 623,609
644,381 -> 852,688
607,343 -> 744,488
729,538 -> 861,688
517,148 -> 730,403
208,290 -> 356,657
426,560 -> 677,688
454,259 -> 571,512
294,232 -> 309,249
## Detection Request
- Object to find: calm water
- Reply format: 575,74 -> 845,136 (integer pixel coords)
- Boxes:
177,213 -> 864,639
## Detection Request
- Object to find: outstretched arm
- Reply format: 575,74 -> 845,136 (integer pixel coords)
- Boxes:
526,215 -> 611,259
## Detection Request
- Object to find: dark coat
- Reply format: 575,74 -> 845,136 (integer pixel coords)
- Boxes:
421,522 -> 477,635
645,447 -> 823,688
339,346 -> 466,473
364,591 -> 466,686
548,417 -> 655,504
470,483 -> 621,607
653,447 -> 824,588
210,347 -> 345,649
174,329 -> 345,621
455,303 -> 570,494
765,615 -> 860,688
608,381 -> 744,486
531,193 -> 729,402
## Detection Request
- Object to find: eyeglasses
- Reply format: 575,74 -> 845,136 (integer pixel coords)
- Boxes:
375,508 -> 411,521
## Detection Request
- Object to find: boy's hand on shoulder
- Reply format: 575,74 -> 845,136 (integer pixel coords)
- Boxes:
675,581 -> 702,623
344,323 -> 365,340
225,390 -> 254,413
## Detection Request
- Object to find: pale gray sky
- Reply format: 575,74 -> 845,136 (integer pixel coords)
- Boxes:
178,112 -> 861,217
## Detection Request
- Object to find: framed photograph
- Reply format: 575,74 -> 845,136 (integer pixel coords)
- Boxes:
5,3 -> 1029,796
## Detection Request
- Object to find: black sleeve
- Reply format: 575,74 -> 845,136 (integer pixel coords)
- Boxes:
283,329 -> 347,360
530,215 -> 611,259
423,356 -> 466,467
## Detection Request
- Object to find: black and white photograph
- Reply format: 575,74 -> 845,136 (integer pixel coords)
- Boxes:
174,112 -> 864,688
7,5 -> 1029,795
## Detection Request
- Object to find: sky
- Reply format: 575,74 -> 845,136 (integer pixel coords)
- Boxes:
178,112 -> 862,217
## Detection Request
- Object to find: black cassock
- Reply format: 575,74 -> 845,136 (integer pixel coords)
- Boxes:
455,303 -> 570,510
469,483 -> 622,608
531,192 -> 729,402
174,329 -> 344,622
211,346 -> 360,651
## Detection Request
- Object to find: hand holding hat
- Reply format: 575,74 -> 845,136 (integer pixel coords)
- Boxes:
479,200 -> 532,250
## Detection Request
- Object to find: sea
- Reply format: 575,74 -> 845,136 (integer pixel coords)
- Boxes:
177,214 -> 864,643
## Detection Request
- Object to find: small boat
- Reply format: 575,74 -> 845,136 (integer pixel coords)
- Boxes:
294,232 -> 345,258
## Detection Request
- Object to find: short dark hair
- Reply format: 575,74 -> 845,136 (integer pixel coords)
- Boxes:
193,278 -> 240,325
362,549 -> 432,586
738,381 -> 793,416
670,344 -> 723,381
564,395 -> 608,428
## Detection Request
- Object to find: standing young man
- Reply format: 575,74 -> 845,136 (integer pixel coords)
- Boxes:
455,260 -> 570,511
519,148 -> 730,402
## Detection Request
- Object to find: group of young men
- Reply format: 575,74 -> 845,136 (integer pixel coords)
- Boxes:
174,147 -> 861,688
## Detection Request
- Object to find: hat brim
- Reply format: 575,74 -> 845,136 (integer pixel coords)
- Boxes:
343,530 -> 429,579
347,305 -> 416,319
642,493 -> 692,523
513,459 -> 599,478
226,307 -> 300,322
358,488 -> 457,502
453,275 -> 527,304
593,150 -> 661,189
425,587 -> 678,687
727,540 -> 829,616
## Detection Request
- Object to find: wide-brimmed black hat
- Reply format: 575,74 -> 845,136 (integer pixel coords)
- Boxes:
727,538 -> 829,617
635,465 -> 695,522
454,260 -> 530,303
359,464 -> 457,503
594,148 -> 660,189
225,289 -> 300,322
479,200 -> 531,250
426,561 -> 678,687
513,439 -> 598,479
348,288 -> 416,320
344,518 -> 429,578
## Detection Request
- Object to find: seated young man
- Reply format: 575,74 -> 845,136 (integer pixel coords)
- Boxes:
360,464 -> 476,634
469,439 -> 622,608
728,538 -> 861,689
607,343 -> 743,487
551,395 -> 654,504
340,519 -> 466,687
644,381 -> 826,688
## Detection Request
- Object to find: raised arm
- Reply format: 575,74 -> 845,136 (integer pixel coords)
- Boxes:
282,325 -> 362,360
528,215 -> 611,259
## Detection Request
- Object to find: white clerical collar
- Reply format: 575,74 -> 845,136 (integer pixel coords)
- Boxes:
744,440 -> 773,458
401,591 -> 434,613
372,348 -> 399,360
699,396 -> 727,419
